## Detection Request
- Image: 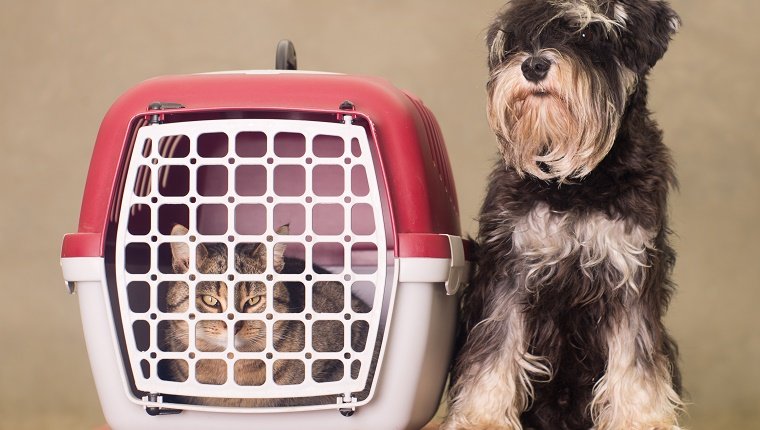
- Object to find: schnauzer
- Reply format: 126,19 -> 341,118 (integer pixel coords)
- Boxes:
444,1 -> 683,429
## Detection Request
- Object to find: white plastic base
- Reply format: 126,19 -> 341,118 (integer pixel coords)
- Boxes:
69,258 -> 457,430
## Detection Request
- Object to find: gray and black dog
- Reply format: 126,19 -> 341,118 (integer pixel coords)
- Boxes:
445,1 -> 683,429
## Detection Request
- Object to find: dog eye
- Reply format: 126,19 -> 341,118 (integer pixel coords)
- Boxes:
577,24 -> 609,44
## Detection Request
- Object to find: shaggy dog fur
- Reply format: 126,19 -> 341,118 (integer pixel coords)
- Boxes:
444,1 -> 684,429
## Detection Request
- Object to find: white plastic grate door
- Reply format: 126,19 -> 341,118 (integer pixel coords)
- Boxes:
114,119 -> 388,406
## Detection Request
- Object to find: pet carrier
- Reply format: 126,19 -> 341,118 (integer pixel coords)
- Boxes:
61,42 -> 471,430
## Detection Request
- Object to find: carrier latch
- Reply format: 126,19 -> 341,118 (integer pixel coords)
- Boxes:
444,234 -> 467,296
396,233 -> 470,294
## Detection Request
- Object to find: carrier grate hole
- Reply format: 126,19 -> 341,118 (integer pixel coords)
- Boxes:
196,359 -> 226,385
273,360 -> 305,385
234,359 -> 266,386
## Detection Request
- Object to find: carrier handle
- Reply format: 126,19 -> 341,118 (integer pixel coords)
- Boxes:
275,39 -> 297,70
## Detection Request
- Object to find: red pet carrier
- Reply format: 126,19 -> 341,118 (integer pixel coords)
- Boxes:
61,42 -> 470,430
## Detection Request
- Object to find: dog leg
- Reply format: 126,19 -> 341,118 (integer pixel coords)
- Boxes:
443,297 -> 550,430
590,313 -> 684,430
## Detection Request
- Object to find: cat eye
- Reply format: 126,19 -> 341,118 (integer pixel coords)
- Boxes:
201,295 -> 220,307
244,295 -> 263,310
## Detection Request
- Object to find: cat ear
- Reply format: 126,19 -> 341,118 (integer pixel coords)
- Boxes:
236,243 -> 269,274
273,243 -> 287,272
170,225 -> 190,272
171,224 -> 188,236
169,224 -> 207,273
273,224 -> 289,272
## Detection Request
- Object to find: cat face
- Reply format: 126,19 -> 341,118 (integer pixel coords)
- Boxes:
164,224 -> 288,353
232,281 -> 268,352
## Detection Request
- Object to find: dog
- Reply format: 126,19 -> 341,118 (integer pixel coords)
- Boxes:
444,1 -> 683,429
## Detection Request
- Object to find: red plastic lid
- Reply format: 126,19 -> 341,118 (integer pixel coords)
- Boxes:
63,71 -> 462,259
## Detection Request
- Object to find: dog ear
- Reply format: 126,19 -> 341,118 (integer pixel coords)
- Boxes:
620,0 -> 680,73
486,22 -> 503,69
486,9 -> 512,70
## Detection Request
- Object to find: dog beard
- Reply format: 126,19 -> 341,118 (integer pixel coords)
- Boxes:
486,49 -> 636,182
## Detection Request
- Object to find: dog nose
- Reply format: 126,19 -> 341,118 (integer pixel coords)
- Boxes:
521,56 -> 551,82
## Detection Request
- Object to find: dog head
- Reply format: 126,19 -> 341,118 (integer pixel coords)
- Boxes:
486,0 -> 679,181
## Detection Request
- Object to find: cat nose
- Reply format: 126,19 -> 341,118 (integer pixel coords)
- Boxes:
234,322 -> 242,334
521,55 -> 551,82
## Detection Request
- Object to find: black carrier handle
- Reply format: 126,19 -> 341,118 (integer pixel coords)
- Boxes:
275,39 -> 298,70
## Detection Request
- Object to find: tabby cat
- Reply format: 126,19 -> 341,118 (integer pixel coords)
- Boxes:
159,224 -> 372,407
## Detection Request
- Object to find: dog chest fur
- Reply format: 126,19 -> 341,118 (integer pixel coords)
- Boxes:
511,202 -> 654,295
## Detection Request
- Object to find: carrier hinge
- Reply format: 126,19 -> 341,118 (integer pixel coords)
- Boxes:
338,100 -> 356,124
147,102 -> 186,125
337,393 -> 358,417
143,393 -> 182,416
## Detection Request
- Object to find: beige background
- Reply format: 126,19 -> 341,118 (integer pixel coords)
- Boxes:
1,1 -> 758,429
